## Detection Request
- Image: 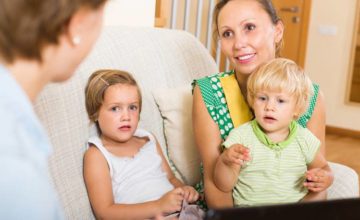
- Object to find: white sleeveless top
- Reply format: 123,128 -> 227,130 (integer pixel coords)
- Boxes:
88,129 -> 174,204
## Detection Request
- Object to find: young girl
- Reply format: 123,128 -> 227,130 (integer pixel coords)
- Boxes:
214,58 -> 333,206
83,69 -> 202,219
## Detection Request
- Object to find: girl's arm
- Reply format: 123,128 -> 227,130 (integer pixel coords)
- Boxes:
154,138 -> 184,188
192,85 -> 233,208
154,137 -> 199,203
83,147 -> 181,219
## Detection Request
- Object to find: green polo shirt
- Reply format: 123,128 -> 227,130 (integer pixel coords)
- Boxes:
222,120 -> 320,206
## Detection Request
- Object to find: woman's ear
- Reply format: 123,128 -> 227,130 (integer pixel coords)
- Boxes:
274,20 -> 284,44
66,7 -> 95,47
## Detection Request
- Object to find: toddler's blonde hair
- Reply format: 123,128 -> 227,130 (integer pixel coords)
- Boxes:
247,58 -> 313,119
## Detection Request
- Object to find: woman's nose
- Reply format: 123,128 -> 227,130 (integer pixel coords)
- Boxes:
234,33 -> 247,49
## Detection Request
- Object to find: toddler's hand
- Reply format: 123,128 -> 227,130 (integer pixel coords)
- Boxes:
181,186 -> 199,203
158,187 -> 184,214
221,144 -> 250,167
304,168 -> 333,192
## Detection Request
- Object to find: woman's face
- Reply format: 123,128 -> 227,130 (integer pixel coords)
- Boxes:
218,0 -> 283,76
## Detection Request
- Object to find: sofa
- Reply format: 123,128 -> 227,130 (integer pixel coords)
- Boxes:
34,26 -> 359,219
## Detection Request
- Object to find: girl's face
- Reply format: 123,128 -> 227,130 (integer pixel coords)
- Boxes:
218,0 -> 283,76
97,84 -> 140,144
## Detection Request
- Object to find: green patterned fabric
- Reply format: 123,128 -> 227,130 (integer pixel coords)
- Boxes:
193,71 -> 234,209
194,70 -> 235,140
192,71 -> 320,209
298,83 -> 319,127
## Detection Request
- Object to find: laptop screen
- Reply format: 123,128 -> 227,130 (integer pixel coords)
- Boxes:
205,198 -> 360,220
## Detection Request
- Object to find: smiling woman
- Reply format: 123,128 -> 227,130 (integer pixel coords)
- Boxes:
192,0 -> 357,210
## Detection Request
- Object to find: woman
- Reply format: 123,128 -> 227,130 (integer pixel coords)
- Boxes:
192,0 -> 333,208
0,0 -> 107,218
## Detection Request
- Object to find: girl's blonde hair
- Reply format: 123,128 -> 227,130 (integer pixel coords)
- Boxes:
85,69 -> 142,133
247,58 -> 313,118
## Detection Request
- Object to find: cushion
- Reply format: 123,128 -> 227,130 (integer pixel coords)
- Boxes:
152,86 -> 201,186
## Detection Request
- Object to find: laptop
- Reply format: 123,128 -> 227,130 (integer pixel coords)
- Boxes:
205,198 -> 360,220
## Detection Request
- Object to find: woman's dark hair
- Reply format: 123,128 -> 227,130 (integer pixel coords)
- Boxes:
0,0 -> 107,63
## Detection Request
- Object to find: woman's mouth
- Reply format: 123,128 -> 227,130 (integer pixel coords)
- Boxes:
236,53 -> 255,64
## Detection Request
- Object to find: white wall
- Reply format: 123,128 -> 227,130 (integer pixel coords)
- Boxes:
102,0 -> 360,131
104,0 -> 155,27
305,0 -> 360,131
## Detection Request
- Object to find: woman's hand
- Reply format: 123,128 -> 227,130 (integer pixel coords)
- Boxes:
304,167 -> 334,192
181,186 -> 199,203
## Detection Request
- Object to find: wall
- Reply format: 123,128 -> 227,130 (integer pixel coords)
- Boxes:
304,0 -> 360,131
104,0 -> 155,27
102,0 -> 360,131
159,0 -> 213,47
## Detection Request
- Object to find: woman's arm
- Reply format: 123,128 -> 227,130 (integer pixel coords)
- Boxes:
83,147 -> 177,219
154,138 -> 184,188
302,151 -> 333,202
192,85 -> 233,208
306,90 -> 326,156
305,90 -> 334,189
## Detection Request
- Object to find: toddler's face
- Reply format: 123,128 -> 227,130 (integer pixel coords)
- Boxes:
252,89 -> 297,134
97,84 -> 140,143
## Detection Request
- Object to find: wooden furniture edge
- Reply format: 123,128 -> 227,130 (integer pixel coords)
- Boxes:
326,125 -> 360,139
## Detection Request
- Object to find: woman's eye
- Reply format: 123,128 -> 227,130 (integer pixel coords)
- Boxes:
245,24 -> 256,31
222,31 -> 233,38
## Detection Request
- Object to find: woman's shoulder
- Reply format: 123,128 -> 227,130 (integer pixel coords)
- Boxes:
297,82 -> 320,128
192,70 -> 234,86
